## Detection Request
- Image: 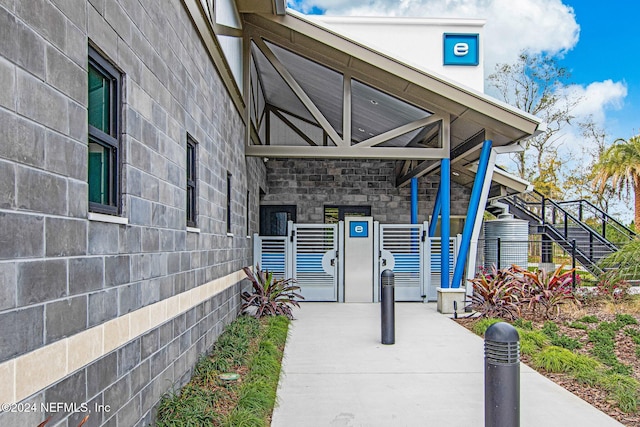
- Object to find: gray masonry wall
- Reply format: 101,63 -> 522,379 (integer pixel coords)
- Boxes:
0,0 -> 263,425
261,158 -> 472,223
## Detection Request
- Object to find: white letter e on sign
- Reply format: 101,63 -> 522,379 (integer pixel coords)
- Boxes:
453,42 -> 469,57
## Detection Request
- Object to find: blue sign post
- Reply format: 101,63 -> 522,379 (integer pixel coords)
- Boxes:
443,33 -> 479,66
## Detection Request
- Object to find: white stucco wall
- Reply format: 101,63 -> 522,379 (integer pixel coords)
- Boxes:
313,16 -> 485,93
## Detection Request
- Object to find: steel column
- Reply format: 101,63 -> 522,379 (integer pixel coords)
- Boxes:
441,158 -> 451,289
411,177 -> 419,224
429,183 -> 442,237
451,140 -> 493,288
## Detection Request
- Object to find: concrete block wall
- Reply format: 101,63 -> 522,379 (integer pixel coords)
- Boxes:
261,159 -> 472,223
0,0 -> 264,425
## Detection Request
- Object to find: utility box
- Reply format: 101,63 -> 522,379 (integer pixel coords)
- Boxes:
344,217 -> 375,302
437,287 -> 466,314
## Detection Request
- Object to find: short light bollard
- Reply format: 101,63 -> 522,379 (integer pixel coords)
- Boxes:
381,269 -> 395,345
485,322 -> 520,427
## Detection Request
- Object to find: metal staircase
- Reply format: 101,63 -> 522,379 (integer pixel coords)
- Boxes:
494,190 -> 636,274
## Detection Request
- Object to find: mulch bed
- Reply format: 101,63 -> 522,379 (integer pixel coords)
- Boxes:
456,302 -> 640,426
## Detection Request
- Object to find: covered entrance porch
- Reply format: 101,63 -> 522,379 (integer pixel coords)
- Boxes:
239,9 -> 544,302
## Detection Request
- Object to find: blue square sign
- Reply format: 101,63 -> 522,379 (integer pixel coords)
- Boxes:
349,221 -> 368,238
443,33 -> 479,66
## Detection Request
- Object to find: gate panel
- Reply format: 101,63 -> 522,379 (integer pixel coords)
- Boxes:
254,235 -> 288,279
293,224 -> 338,301
428,237 -> 458,301
379,224 -> 425,301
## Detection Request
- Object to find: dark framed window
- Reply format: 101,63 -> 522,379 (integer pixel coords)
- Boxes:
259,205 -> 296,236
88,46 -> 121,215
246,190 -> 250,236
324,205 -> 371,223
226,172 -> 232,234
186,136 -> 197,227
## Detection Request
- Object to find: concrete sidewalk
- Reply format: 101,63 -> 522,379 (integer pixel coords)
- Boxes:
271,303 -> 623,427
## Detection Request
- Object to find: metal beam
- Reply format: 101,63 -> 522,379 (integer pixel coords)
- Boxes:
428,183 -> 441,237
355,115 -> 442,148
271,108 -> 318,146
343,74 -> 352,147
252,37 -> 344,146
397,160 -> 439,188
246,145 -> 448,159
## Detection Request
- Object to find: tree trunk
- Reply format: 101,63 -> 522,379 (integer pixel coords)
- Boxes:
635,183 -> 640,232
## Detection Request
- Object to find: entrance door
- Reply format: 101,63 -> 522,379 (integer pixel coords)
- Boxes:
292,224 -> 339,301
378,224 -> 426,301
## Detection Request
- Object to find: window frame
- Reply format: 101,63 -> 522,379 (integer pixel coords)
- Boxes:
186,136 -> 198,228
88,46 -> 121,216
226,171 -> 232,234
246,190 -> 250,236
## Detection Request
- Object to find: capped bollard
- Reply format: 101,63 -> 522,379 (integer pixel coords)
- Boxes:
381,269 -> 395,345
485,322 -> 520,427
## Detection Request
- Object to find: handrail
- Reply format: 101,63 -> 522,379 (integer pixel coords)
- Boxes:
508,190 -> 632,247
498,189 -> 634,274
555,197 -> 636,240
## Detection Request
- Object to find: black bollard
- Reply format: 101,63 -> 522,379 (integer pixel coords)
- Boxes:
485,322 -> 520,427
381,269 -> 395,345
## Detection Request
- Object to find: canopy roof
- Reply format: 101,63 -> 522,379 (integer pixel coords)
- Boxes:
238,7 -> 542,187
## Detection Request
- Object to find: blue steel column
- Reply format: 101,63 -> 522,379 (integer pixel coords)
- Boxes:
429,184 -> 441,237
451,140 -> 493,288
411,177 -> 418,224
441,158 -> 450,289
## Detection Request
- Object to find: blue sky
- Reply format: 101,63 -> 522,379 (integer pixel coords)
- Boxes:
562,1 -> 639,140
287,0 -> 637,142
286,0 -> 637,221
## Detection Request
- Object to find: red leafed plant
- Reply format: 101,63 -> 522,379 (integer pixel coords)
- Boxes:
38,415 -> 89,427
515,264 -> 578,319
241,265 -> 304,319
467,265 -> 521,320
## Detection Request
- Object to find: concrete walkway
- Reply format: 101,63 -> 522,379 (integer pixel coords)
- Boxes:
271,303 -> 624,427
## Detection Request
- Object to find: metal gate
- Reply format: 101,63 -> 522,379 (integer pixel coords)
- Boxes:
254,221 -> 459,303
291,223 -> 339,301
377,223 -> 427,301
428,237 -> 458,301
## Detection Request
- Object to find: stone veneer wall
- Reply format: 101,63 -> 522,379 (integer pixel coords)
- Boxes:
0,0 -> 263,425
261,159 -> 472,223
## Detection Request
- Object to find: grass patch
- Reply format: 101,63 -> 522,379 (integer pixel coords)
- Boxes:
156,315 -> 290,426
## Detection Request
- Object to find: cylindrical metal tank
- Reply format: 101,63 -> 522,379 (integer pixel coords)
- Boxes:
484,214 -> 528,269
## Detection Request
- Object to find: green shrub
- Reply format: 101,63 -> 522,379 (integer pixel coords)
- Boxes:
578,315 -> 599,323
513,318 -> 533,330
567,321 -> 588,330
615,314 -> 638,326
600,374 -> 640,413
550,334 -> 582,351
155,315 -> 290,427
541,321 -> 559,337
517,329 -> 549,355
532,346 -> 598,375
471,318 -> 502,335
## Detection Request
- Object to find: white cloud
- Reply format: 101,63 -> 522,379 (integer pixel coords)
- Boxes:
565,80 -> 627,125
288,0 -> 580,73
288,0 -> 628,171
